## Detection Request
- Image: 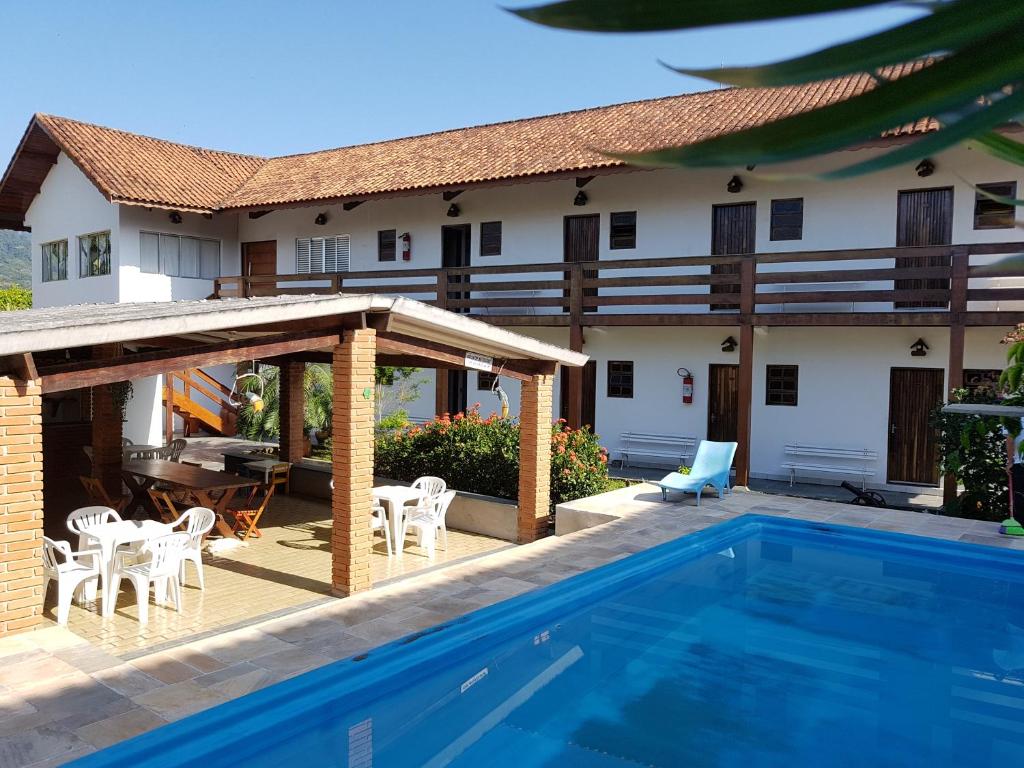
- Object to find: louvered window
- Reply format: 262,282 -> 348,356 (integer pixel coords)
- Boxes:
609,212 -> 636,249
296,235 -> 351,273
378,230 -> 397,262
974,182 -> 1017,229
480,221 -> 502,256
770,198 -> 803,241
140,232 -> 220,278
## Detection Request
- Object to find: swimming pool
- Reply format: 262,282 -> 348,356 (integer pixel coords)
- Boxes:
73,515 -> 1024,768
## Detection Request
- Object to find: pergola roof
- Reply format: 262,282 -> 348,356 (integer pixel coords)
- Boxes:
0,294 -> 587,392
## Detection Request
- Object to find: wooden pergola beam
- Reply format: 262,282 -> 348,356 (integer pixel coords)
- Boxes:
39,330 -> 343,393
377,332 -> 556,381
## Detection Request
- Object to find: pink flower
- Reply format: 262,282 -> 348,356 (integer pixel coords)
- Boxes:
562,469 -> 571,476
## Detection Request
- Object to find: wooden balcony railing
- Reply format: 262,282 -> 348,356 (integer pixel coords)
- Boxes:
213,242 -> 1024,327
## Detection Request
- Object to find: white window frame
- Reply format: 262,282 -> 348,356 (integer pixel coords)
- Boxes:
41,239 -> 69,282
296,234 -> 351,274
78,231 -> 111,278
140,231 -> 221,279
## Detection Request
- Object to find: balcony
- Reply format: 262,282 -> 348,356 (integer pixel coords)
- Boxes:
214,242 -> 1024,328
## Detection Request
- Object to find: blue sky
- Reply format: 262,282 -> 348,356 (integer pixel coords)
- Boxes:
1,1 -> 921,160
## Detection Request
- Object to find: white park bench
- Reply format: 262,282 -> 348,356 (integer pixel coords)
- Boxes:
619,433 -> 697,469
782,444 -> 876,489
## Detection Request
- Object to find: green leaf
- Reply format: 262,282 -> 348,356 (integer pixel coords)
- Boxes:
971,131 -> 1024,166
816,91 -> 1024,180
609,33 -> 1024,167
509,0 -> 889,32
670,1 -> 1024,87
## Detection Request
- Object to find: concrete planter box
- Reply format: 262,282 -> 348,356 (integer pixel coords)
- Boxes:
222,449 -> 519,543
555,483 -> 649,536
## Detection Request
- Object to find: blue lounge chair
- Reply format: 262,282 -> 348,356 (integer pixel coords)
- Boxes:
655,440 -> 738,505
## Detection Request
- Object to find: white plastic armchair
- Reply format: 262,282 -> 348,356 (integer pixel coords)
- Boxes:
412,476 -> 447,500
67,506 -> 122,537
42,537 -> 101,625
111,532 -> 190,624
167,507 -> 215,589
371,501 -> 392,556
401,490 -> 456,558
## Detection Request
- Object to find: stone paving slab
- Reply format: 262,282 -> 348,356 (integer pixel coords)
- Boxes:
1,485 -> 1021,766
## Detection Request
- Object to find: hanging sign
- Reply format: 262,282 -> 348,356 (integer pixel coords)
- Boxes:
464,352 -> 494,372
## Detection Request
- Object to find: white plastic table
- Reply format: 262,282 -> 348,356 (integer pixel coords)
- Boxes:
81,519 -> 171,617
372,485 -> 423,555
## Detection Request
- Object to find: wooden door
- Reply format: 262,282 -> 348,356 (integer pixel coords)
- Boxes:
560,361 -> 597,429
707,364 -> 739,442
442,224 -> 471,314
711,203 -> 755,311
241,241 -> 277,296
887,368 -> 944,484
447,370 -> 468,415
564,214 -> 599,312
895,188 -> 953,309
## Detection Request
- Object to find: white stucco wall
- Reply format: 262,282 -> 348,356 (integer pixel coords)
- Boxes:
25,153 -> 119,308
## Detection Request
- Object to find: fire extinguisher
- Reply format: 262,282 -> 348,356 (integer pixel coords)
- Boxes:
677,367 -> 694,405
400,232 -> 412,261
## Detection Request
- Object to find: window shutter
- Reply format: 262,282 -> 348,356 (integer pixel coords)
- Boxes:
324,236 -> 337,272
480,222 -> 502,256
296,238 -> 312,274
140,233 -> 160,273
334,234 -> 350,272
159,234 -> 179,276
200,239 -> 220,278
179,236 -> 200,278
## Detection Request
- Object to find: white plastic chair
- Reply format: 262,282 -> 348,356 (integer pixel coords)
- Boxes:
371,502 -> 393,556
412,476 -> 447,500
42,537 -> 101,625
167,507 -> 215,590
110,532 -> 190,624
401,490 -> 456,558
67,506 -> 121,538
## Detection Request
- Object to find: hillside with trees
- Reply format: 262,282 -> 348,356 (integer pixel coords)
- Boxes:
0,230 -> 30,288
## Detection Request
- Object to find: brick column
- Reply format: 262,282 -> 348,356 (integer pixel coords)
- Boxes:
278,360 -> 306,464
518,373 -> 554,543
0,375 -> 44,637
331,329 -> 376,596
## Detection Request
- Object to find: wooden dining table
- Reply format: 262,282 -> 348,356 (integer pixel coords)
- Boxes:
122,459 -> 259,538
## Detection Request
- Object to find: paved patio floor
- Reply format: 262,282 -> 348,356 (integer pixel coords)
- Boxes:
2,485 -> 1021,767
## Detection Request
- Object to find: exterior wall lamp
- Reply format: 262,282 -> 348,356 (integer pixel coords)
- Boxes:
573,190 -> 588,206
915,158 -> 935,177
721,336 -> 737,352
168,212 -> 182,224
446,203 -> 461,218
726,176 -> 743,194
910,338 -> 929,357
314,213 -> 328,226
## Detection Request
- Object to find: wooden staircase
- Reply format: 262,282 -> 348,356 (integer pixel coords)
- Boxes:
163,368 -> 239,437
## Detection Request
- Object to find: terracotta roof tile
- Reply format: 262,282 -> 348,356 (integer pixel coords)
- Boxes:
34,114 -> 265,212
220,64 -> 937,209
5,63 -> 941,220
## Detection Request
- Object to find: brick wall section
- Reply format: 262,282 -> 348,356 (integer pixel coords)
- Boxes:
278,361 -> 306,464
331,329 -> 376,596
0,375 -> 45,637
517,373 -> 554,543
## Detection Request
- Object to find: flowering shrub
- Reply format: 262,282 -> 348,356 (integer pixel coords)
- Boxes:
374,405 -> 611,507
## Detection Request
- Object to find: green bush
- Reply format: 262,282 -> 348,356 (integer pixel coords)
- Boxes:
374,405 -> 611,507
932,387 -> 1010,521
377,409 -> 410,431
0,285 -> 31,311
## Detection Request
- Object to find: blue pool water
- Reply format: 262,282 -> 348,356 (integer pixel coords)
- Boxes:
75,516 -> 1024,768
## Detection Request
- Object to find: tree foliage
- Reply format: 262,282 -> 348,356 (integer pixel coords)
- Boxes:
513,1 -> 1024,179
0,284 -> 31,311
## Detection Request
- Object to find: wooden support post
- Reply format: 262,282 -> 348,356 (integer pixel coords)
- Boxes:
279,360 -> 306,463
734,257 -> 756,488
164,373 -> 175,443
518,373 -> 554,543
434,269 -> 449,415
944,246 -> 969,506
331,329 -> 377,597
566,264 -> 585,428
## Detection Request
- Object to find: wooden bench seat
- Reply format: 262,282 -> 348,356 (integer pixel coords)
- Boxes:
619,432 -> 697,469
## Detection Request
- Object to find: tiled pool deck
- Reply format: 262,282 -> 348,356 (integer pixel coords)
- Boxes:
1,485 -> 1021,767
